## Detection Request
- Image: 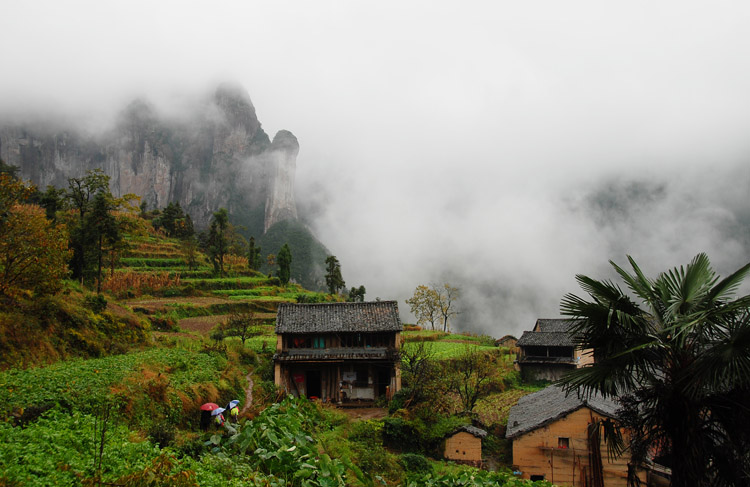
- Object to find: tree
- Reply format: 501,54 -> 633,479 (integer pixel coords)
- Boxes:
156,202 -> 194,239
347,285 -> 366,302
66,170 -> 111,282
446,346 -> 496,413
435,283 -> 460,332
87,191 -> 120,293
248,237 -> 262,271
324,255 -> 345,295
277,243 -> 292,285
399,340 -> 445,409
207,208 -> 229,276
405,285 -> 441,330
218,311 -> 265,345
560,253 -> 750,487
181,236 -> 200,271
0,194 -> 70,300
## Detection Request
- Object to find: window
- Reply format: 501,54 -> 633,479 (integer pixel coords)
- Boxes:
558,437 -> 569,449
313,336 -> 325,348
530,475 -> 545,481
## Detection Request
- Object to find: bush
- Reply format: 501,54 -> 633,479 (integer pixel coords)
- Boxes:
382,417 -> 426,453
148,420 -> 176,448
400,453 -> 432,475
84,293 -> 108,313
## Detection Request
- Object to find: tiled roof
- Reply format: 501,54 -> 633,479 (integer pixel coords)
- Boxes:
517,330 -> 576,347
506,385 -> 619,438
275,301 -> 403,334
449,425 -> 488,438
534,318 -> 582,333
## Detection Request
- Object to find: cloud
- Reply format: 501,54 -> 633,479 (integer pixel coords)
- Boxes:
4,1 -> 750,336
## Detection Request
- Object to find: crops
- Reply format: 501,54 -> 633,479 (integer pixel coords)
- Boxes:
102,270 -> 181,296
0,348 -> 228,419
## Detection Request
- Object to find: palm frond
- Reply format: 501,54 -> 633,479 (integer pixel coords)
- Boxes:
708,261 -> 750,303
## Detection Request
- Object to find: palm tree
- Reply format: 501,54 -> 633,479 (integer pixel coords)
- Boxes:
560,253 -> 750,487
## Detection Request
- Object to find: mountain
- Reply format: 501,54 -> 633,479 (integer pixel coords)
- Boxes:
0,84 -> 330,288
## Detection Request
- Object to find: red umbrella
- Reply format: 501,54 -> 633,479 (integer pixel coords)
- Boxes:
200,402 -> 219,411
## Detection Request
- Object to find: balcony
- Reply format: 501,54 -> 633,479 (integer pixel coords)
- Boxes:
274,347 -> 400,362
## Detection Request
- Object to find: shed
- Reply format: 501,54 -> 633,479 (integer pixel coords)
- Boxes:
443,425 -> 487,467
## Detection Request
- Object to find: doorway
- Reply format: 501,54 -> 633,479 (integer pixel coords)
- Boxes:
377,367 -> 390,397
306,370 -> 322,399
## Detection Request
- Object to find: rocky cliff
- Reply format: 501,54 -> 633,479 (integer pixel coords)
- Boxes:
0,84 -> 299,236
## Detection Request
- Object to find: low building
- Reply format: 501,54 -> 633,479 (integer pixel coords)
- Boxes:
515,319 -> 593,381
443,425 -> 487,467
495,335 -> 518,348
273,301 -> 403,404
506,385 -> 647,486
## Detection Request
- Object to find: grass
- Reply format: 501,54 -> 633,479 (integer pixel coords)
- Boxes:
401,340 -> 497,359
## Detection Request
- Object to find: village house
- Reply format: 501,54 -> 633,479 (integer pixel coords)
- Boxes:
506,385 -> 649,487
515,319 -> 594,381
273,301 -> 403,404
443,425 -> 487,467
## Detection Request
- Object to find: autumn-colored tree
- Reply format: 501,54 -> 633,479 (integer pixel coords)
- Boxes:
405,285 -> 441,330
406,283 -> 460,331
0,201 -> 71,300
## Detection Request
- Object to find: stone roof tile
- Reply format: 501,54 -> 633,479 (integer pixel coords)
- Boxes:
276,301 -> 403,334
506,385 -> 619,438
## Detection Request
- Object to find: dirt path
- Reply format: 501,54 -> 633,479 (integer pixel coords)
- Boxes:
241,373 -> 254,414
339,408 -> 387,420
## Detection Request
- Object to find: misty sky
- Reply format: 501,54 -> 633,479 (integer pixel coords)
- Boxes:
3,1 -> 750,336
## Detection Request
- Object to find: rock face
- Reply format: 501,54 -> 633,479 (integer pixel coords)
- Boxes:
265,130 -> 299,232
0,84 -> 298,235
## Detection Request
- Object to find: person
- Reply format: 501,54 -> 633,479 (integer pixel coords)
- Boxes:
213,408 -> 226,429
226,400 -> 240,423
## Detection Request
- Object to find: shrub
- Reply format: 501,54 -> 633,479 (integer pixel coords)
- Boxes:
84,293 -> 108,313
382,417 -> 426,453
400,453 -> 432,475
148,420 -> 176,448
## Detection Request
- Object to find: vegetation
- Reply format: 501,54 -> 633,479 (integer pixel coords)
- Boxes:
0,176 -> 70,300
561,253 -> 750,487
406,284 -> 460,332
325,255 -> 346,295
0,168 -> 554,487
277,243 -> 292,285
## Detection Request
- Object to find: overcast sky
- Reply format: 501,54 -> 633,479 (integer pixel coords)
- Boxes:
3,1 -> 750,336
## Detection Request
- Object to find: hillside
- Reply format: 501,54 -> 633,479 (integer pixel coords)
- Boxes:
0,205 -> 545,486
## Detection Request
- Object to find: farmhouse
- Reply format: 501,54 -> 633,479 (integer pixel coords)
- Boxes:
443,425 -> 487,467
515,319 -> 593,381
506,385 -> 648,487
273,301 -> 403,404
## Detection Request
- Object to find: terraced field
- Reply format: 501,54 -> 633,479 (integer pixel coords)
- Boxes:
111,232 -> 326,342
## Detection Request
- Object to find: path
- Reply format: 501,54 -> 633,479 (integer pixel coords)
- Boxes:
241,373 -> 254,414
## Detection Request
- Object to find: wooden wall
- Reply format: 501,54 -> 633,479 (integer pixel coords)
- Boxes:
512,407 -> 644,487
444,432 -> 482,464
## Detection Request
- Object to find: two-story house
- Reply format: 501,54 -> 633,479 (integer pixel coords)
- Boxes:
516,319 -> 594,381
273,301 -> 403,404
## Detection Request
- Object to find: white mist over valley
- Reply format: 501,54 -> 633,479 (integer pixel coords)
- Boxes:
3,1 -> 750,336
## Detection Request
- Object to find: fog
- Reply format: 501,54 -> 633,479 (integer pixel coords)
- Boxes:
3,1 -> 750,336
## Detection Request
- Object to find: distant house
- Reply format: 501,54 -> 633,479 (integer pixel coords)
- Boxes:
495,335 -> 518,348
443,425 -> 487,467
506,385 -> 648,486
273,301 -> 403,404
515,319 -> 593,381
